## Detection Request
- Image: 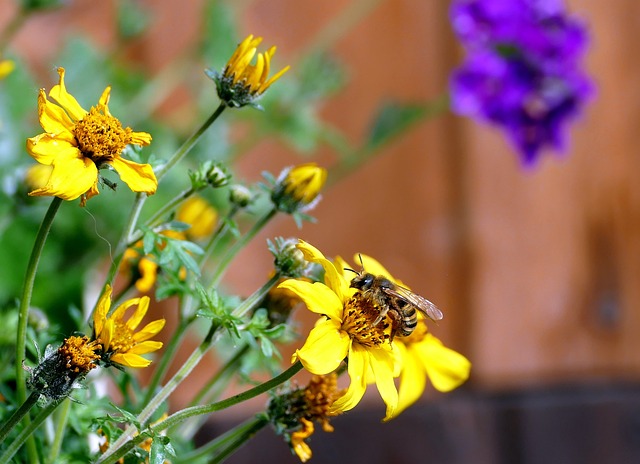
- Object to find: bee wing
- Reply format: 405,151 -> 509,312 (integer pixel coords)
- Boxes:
382,285 -> 444,322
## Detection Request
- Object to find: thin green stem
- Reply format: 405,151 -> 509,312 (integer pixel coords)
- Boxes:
0,398 -> 63,464
0,391 -> 39,444
15,196 -> 62,463
155,103 -> 227,182
175,344 -> 251,441
45,398 -> 70,464
188,344 -> 250,408
176,414 -> 268,463
100,362 -> 303,464
0,8 -> 28,55
104,192 -> 148,289
97,275 -> 280,463
198,205 -> 240,268
142,317 -> 192,405
208,207 -> 277,289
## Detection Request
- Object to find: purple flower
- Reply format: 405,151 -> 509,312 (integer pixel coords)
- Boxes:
450,0 -> 593,166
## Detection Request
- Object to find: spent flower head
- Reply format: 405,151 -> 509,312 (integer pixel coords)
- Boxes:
206,34 -> 290,108
27,335 -> 101,400
26,68 -> 157,205
93,285 -> 165,368
450,0 -> 593,165
269,237 -> 310,278
278,240 -> 401,419
268,373 -> 345,462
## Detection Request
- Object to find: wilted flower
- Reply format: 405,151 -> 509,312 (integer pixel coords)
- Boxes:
26,67 -> 157,205
450,0 -> 593,165
278,240 -> 400,418
93,285 -> 165,368
268,373 -> 345,462
27,335 -> 101,400
206,34 -> 290,108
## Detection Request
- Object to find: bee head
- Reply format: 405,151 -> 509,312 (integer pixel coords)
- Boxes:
349,272 -> 375,290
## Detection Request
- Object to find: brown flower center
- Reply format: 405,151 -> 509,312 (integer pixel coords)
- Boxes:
58,335 -> 101,374
304,373 -> 346,431
74,106 -> 130,165
341,293 -> 389,347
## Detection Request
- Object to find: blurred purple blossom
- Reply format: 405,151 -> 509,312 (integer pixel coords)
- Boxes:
449,0 -> 593,166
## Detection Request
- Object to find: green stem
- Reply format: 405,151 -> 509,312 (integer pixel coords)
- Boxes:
175,344 -> 251,441
97,275 -> 280,463
142,317 -> 192,405
176,414 -> 268,463
45,398 -> 70,464
155,103 -> 227,182
15,196 -> 62,463
188,344 -> 250,407
0,391 -> 39,444
103,192 -> 147,289
208,207 -> 277,289
198,205 -> 240,268
0,8 -> 28,55
0,398 -> 62,464
100,362 -> 303,464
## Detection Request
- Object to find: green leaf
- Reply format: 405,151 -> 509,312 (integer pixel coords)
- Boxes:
365,101 -> 430,152
150,435 -> 175,464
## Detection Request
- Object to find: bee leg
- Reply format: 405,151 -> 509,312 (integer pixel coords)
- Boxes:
387,310 -> 402,343
372,306 -> 389,327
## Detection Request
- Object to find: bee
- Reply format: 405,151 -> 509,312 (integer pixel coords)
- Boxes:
347,263 -> 443,341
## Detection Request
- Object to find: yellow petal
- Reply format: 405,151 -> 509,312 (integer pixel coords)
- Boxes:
259,64 -> 290,93
0,59 -> 14,79
111,297 -> 141,322
126,340 -> 163,355
294,319 -> 349,375
329,344 -> 367,413
26,133 -> 79,165
369,346 -> 399,420
132,319 -> 166,343
129,131 -> 152,146
415,334 -> 471,392
102,318 -> 115,351
37,90 -> 76,138
48,67 -> 87,122
135,257 -> 158,292
296,240 -> 350,301
110,157 -> 157,195
392,342 -> 427,420
110,352 -> 152,368
278,280 -> 343,321
29,156 -> 98,201
125,296 -> 150,331
93,285 -> 113,338
97,85 -> 111,114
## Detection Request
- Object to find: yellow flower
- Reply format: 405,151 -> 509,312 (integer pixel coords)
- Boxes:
0,59 -> 15,79
175,195 -> 218,240
25,163 -> 54,190
278,240 -> 400,418
209,34 -> 290,108
26,67 -> 157,206
93,285 -> 165,368
337,253 -> 471,420
271,163 -> 327,214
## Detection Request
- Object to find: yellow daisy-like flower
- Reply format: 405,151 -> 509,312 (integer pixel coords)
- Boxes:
26,67 -> 157,206
175,195 -> 218,241
0,59 -> 15,79
93,285 -> 165,368
337,253 -> 471,420
209,34 -> 290,108
278,240 -> 400,418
